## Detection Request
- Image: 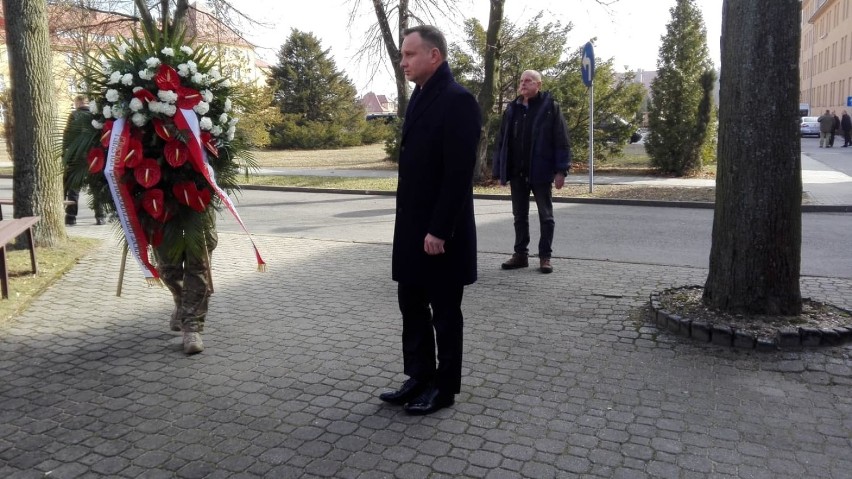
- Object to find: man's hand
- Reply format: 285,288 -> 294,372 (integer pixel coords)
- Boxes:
424,233 -> 445,255
555,172 -> 566,190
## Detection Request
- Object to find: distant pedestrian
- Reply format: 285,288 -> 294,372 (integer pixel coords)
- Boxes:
817,110 -> 834,148
829,110 -> 841,147
379,25 -> 481,415
492,70 -> 572,273
841,111 -> 852,147
62,95 -> 107,226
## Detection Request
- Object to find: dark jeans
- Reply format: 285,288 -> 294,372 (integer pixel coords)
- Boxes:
844,129 -> 851,146
509,176 -> 555,258
398,282 -> 464,394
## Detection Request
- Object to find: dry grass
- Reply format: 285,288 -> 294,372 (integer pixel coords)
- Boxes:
249,144 -> 395,170
0,236 -> 101,327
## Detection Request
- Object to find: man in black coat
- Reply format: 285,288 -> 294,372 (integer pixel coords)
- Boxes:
379,25 -> 481,415
841,110 -> 852,147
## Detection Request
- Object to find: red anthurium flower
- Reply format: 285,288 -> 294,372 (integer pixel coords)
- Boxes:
134,159 -> 161,188
173,181 -> 200,209
133,88 -> 157,103
100,120 -> 114,148
196,188 -> 212,212
152,118 -> 173,141
176,86 -> 202,109
155,64 -> 181,91
164,140 -> 188,167
86,147 -> 105,173
200,132 -> 219,157
124,138 -> 144,168
141,188 -> 166,221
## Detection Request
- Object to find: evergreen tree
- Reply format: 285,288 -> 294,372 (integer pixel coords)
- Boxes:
268,30 -> 366,148
645,0 -> 715,176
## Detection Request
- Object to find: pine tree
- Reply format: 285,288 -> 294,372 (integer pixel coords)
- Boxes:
645,0 -> 715,176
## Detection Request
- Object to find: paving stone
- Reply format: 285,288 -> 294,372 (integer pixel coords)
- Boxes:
0,233 -> 849,478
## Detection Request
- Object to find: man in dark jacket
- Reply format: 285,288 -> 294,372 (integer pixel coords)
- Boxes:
841,110 -> 852,147
492,70 -> 572,273
62,94 -> 106,225
378,25 -> 481,415
829,111 -> 841,147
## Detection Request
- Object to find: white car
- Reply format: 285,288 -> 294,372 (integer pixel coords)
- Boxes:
800,116 -> 820,137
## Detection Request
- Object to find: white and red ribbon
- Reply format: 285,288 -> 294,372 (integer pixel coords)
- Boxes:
174,109 -> 267,271
103,118 -> 160,284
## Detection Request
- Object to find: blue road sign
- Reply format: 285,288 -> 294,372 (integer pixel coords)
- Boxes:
581,42 -> 595,87
847,96 -> 852,107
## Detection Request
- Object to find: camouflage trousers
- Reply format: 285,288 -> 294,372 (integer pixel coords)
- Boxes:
155,228 -> 218,333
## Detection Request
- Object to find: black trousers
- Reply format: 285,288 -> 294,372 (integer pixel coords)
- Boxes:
398,282 -> 464,394
509,177 -> 555,258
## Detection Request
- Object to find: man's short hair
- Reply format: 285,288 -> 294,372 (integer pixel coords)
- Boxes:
403,25 -> 447,59
521,70 -> 542,83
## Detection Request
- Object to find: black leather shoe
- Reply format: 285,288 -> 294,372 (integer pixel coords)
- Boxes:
403,386 -> 455,415
379,378 -> 427,405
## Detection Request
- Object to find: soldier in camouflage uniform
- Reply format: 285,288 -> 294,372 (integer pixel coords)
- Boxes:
156,213 -> 218,355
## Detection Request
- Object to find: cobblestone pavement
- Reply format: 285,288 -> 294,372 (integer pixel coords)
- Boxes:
1,232 -> 851,478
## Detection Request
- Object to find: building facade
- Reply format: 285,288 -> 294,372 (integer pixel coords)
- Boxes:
801,0 -> 852,115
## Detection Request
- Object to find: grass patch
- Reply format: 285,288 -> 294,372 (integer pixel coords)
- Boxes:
242,175 -> 719,202
0,236 -> 101,326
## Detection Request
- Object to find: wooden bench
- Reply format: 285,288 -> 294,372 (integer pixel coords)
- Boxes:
0,216 -> 40,299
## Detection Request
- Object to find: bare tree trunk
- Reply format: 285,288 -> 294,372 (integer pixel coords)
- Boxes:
703,0 -> 801,315
474,0 -> 504,181
371,0 -> 409,118
2,0 -> 66,246
133,0 -> 157,37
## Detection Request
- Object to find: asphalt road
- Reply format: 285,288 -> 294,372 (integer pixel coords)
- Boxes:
217,189 -> 852,279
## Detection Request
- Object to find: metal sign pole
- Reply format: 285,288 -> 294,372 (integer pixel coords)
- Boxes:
589,84 -> 594,193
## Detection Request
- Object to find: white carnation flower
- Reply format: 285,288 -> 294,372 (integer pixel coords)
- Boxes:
226,130 -> 235,141
180,45 -> 193,55
118,43 -> 128,55
199,117 -> 213,130
131,113 -> 147,127
210,125 -> 223,136
187,60 -> 197,74
193,101 -> 210,115
91,120 -> 104,129
209,67 -> 222,81
201,89 -> 214,103
229,117 -> 239,126
146,57 -> 161,68
226,125 -> 236,137
161,47 -> 174,56
88,100 -> 99,114
107,71 -> 122,85
147,101 -> 162,114
177,64 -> 190,77
138,69 -> 154,81
220,79 -> 231,88
219,113 -> 229,124
105,89 -> 120,102
129,97 -> 144,112
191,73 -> 204,84
102,105 -> 113,118
162,104 -> 177,117
121,73 -> 134,86
223,98 -> 232,112
157,90 -> 178,103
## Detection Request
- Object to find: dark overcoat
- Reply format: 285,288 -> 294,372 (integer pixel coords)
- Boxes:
391,62 -> 482,286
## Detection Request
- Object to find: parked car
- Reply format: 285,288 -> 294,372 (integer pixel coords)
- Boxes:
800,116 -> 820,137
597,116 -> 642,144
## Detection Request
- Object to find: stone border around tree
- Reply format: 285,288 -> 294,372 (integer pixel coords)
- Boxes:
649,286 -> 852,351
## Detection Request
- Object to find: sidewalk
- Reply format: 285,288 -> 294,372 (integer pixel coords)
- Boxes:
1,218 -> 851,477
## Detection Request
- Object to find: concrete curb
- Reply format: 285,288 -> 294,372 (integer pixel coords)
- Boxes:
240,184 -> 852,212
649,285 -> 852,350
